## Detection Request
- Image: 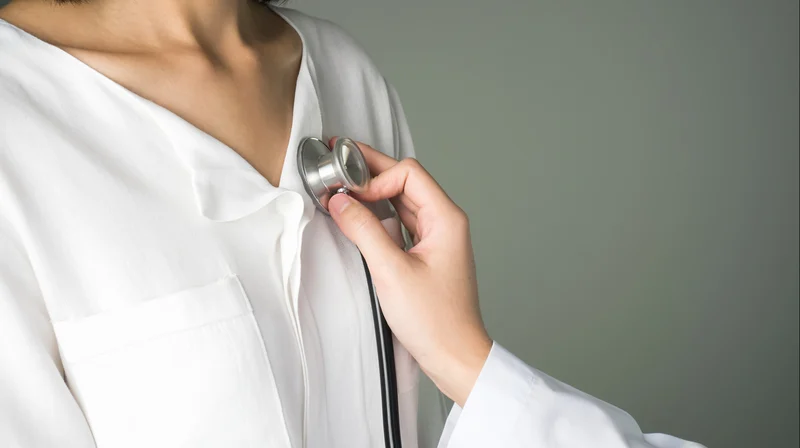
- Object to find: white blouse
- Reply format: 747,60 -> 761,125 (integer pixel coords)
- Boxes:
1,7 -> 703,448
1,7 -> 419,448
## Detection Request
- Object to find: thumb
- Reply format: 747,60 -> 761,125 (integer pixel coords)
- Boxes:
329,193 -> 405,271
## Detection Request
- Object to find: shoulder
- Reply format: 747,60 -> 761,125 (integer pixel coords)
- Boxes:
0,18 -> 25,81
0,20 -> 60,190
0,19 -> 42,116
273,8 -> 413,159
0,25 -> 37,147
274,7 -> 383,81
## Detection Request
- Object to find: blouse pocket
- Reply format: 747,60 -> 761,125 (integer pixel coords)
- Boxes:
53,274 -> 291,448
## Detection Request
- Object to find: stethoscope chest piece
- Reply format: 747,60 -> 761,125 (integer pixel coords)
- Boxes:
297,135 -> 402,448
298,137 -> 370,214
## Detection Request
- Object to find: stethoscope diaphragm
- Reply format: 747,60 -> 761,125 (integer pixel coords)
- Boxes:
297,137 -> 370,214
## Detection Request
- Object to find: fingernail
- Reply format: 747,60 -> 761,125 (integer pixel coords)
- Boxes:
333,194 -> 353,215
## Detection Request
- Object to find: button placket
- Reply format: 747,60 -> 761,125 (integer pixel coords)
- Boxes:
276,191 -> 313,448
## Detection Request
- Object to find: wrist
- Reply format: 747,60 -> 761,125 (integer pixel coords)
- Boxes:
426,334 -> 493,407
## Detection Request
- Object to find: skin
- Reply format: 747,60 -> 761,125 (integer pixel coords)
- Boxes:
328,139 -> 493,407
0,0 -> 301,186
1,0 -> 491,408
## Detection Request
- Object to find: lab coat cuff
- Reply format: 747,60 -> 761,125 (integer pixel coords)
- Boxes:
438,342 -> 534,447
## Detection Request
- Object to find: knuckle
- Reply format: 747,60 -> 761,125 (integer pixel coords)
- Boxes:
401,157 -> 422,170
452,206 -> 470,227
357,140 -> 376,152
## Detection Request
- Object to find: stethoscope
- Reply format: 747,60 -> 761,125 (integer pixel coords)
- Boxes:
297,137 -> 403,448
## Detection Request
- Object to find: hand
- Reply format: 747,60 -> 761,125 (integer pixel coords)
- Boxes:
327,138 -> 492,407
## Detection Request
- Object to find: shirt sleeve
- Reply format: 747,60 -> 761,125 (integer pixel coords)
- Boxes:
437,343 -> 706,448
0,215 -> 95,448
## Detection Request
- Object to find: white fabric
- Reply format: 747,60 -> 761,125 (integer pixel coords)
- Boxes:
438,343 -> 705,448
1,7 -> 418,448
0,6 -> 702,448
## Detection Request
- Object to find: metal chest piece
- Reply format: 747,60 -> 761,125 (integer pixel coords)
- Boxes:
297,137 -> 371,214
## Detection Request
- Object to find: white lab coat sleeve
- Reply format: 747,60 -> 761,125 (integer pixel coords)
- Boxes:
437,343 -> 706,448
0,214 -> 96,448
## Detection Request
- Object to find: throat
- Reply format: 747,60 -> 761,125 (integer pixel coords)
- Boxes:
0,2 -> 304,188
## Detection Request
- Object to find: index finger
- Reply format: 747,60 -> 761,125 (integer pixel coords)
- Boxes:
362,157 -> 457,213
328,137 -> 399,175
329,137 -> 458,212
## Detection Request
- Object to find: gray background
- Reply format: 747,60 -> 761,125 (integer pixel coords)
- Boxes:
292,1 -> 799,447
1,0 -> 797,447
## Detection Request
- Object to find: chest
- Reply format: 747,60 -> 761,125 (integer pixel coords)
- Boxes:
15,113 -> 386,447
69,47 -> 300,187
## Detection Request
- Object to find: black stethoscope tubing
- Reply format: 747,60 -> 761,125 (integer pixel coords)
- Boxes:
362,255 -> 403,448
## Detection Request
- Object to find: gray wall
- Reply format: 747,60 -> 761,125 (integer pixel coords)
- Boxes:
293,1 -> 799,447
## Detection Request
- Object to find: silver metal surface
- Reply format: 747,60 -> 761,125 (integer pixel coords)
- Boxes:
298,136 -> 396,220
298,137 -> 371,214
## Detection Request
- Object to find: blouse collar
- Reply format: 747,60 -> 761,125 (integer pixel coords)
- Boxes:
142,57 -> 323,223
132,8 -> 323,223
0,11 -> 323,224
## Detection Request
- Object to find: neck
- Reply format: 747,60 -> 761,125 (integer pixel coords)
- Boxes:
10,0 -> 274,51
